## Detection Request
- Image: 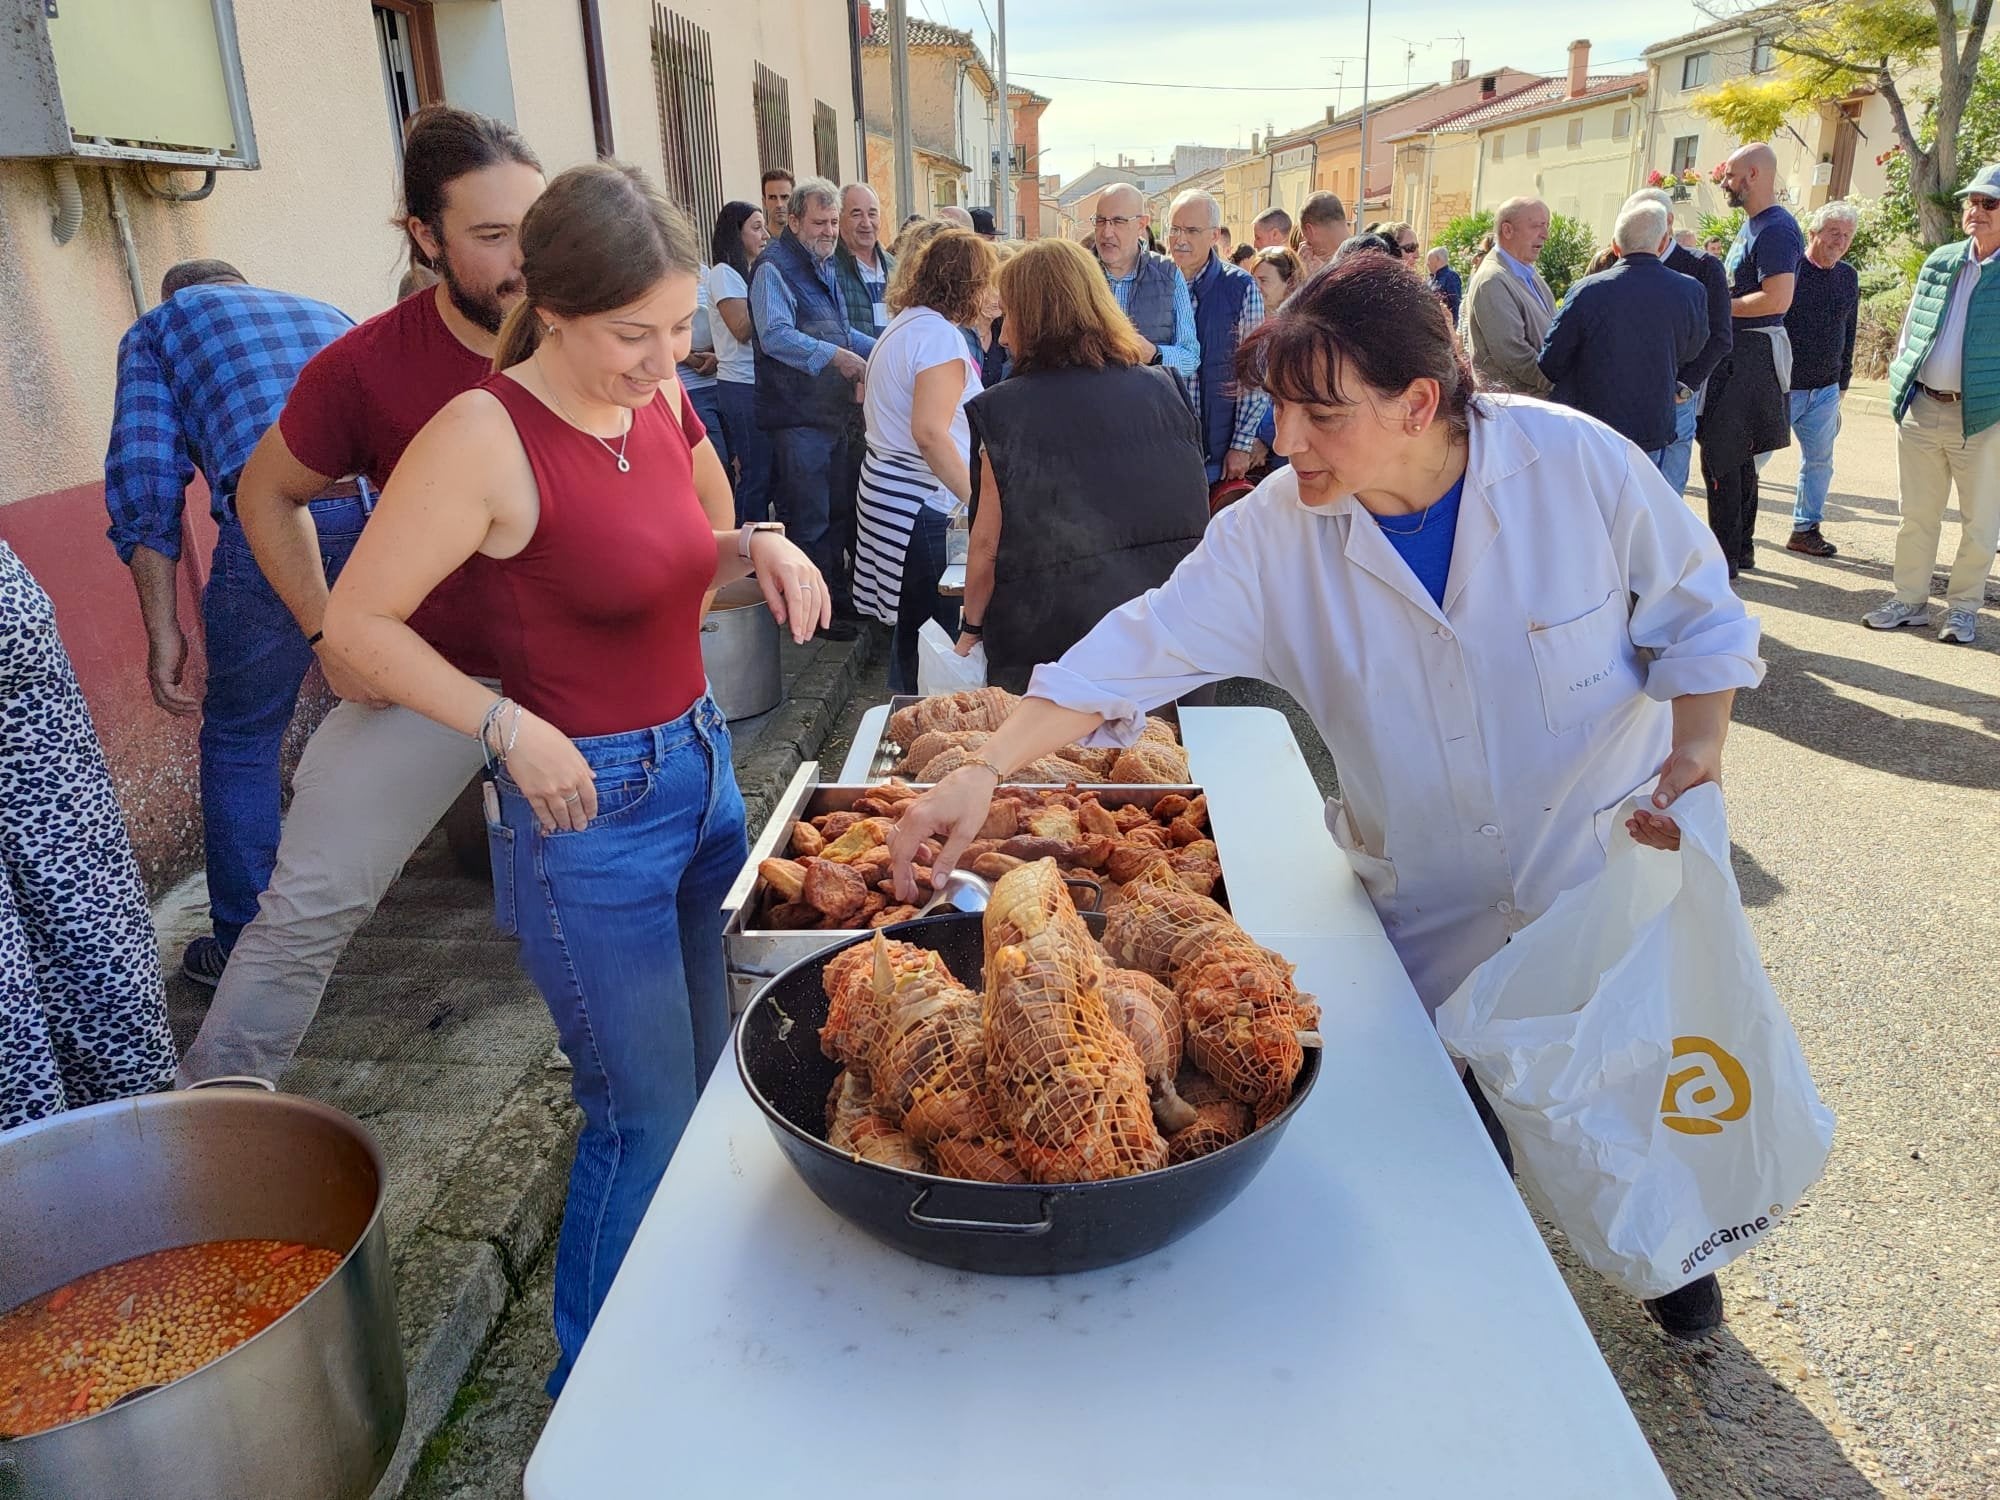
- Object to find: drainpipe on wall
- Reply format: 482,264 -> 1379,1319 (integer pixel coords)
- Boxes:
104,169 -> 147,319
49,160 -> 85,245
578,0 -> 614,158
848,0 -> 868,181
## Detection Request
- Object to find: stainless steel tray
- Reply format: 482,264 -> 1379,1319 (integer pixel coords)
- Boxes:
866,694 -> 1182,779
721,772 -> 1213,1013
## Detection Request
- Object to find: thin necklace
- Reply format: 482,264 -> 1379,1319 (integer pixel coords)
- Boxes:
536,353 -> 633,473
1374,503 -> 1431,537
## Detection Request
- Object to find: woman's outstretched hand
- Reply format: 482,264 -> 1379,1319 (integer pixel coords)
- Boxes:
749,532 -> 834,644
1626,732 -> 1725,852
889,765 -> 1000,902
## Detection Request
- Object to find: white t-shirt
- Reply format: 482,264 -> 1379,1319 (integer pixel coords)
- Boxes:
863,306 -> 982,477
677,265 -> 716,390
708,263 -> 755,384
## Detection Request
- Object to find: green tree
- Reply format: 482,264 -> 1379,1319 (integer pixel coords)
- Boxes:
1693,0 -> 1992,246
1440,210 -> 1494,277
1537,212 -> 1596,298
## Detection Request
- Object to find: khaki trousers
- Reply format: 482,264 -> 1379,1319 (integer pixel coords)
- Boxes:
175,698 -> 487,1085
1894,393 -> 2000,610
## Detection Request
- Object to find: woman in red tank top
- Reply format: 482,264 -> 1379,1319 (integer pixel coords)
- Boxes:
323,163 -> 829,1392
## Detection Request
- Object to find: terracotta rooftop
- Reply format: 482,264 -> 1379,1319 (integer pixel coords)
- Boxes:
1431,73 -> 1647,132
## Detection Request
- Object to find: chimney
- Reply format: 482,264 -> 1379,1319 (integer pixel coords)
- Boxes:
1451,57 -> 1470,83
1567,39 -> 1590,99
1327,105 -> 1338,124
1251,132 -> 1261,154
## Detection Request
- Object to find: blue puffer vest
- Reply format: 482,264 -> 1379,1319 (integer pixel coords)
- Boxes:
1189,252 -> 1252,465
1111,250 -> 1182,352
750,231 -> 857,431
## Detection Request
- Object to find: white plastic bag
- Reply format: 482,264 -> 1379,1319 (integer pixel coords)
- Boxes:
1434,784 -> 1834,1298
916,618 -> 985,694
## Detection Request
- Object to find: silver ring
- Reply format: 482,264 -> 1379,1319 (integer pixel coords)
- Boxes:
800,581 -> 815,591
563,791 -> 582,803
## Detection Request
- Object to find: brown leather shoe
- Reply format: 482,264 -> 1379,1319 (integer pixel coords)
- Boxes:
1787,526 -> 1838,557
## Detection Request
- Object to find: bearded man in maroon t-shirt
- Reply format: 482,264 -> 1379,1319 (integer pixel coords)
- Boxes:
177,106 -> 547,1083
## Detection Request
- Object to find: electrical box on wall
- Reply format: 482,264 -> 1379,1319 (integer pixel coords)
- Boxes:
0,0 -> 259,168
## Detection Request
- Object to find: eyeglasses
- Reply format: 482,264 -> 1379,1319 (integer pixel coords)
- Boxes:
1093,215 -> 1139,229
1397,241 -> 1420,254
1968,194 -> 2000,211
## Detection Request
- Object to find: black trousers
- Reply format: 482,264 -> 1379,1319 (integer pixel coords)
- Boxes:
1702,455 -> 1762,572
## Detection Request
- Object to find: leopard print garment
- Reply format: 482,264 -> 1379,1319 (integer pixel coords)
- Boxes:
0,543 -> 174,1131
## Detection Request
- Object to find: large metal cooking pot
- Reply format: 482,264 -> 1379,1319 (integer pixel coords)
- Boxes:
700,577 -> 783,722
0,1089 -> 404,1500
736,912 -> 1320,1275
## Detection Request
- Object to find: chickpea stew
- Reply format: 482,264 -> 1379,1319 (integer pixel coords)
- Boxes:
0,1239 -> 343,1438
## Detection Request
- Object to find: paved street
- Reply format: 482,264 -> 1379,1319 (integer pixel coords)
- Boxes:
403,402 -> 1997,1498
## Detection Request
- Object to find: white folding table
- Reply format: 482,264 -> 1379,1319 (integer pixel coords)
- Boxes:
527,706 -> 1673,1499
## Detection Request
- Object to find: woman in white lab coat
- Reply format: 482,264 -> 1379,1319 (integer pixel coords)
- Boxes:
887,250 -> 1765,1336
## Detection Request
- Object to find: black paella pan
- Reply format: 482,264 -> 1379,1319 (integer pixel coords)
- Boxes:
734,911 -> 1320,1275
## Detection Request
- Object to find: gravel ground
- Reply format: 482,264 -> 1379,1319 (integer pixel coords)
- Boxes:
413,418 -> 1998,1495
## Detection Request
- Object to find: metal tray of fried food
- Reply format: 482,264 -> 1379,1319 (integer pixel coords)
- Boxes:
720,768 -> 1217,1013
866,694 -> 1182,779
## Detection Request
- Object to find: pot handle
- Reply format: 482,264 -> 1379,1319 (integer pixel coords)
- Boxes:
185,1074 -> 277,1092
1062,873 -> 1105,913
906,1187 -> 1055,1236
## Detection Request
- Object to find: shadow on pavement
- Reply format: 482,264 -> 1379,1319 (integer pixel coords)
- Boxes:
1541,1216 -> 1906,1498
1730,842 -> 1787,907
1730,571 -> 1999,791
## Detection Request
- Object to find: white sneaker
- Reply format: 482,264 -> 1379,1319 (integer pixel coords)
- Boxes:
1862,598 -> 1931,631
1938,608 -> 1978,645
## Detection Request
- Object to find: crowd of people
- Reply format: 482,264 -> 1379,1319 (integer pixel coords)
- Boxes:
1,91 -> 1994,1383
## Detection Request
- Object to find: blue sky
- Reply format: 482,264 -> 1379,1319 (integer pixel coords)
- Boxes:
910,0 -> 1720,185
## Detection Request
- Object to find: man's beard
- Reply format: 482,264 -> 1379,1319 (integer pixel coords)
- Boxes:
435,246 -> 522,335
1724,185 -> 1745,209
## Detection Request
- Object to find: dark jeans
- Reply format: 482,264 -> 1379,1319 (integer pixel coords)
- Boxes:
684,381 -> 726,470
772,423 -> 860,610
714,382 -> 770,524
488,695 -> 747,1395
200,503 -> 365,952
1463,1068 -> 1515,1176
889,504 -> 961,694
1701,455 -> 1762,572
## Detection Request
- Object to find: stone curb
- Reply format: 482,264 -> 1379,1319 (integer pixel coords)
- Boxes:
378,623 -> 883,1497
370,1056 -> 576,1500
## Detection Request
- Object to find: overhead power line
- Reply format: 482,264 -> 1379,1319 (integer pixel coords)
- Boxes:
1008,54 -> 1648,96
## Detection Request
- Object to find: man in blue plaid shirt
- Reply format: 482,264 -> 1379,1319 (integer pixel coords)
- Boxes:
104,259 -> 365,986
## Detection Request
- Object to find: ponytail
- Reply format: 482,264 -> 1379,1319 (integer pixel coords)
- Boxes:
492,298 -> 545,373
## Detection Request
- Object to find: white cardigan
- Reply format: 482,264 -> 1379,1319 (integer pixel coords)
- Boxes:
1029,395 -> 1766,1012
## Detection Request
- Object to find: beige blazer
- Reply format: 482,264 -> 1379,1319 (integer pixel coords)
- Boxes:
1464,254 -> 1556,396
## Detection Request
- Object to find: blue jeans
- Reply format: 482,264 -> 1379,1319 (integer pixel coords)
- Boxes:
772,423 -> 859,610
889,504 -> 961,694
714,381 -> 771,524
1788,384 -> 1842,529
199,502 -> 365,952
488,694 -> 747,1393
1658,395 -> 1699,497
684,381 -> 726,471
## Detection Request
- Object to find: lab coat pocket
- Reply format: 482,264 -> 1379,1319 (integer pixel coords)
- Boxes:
1323,795 -> 1399,904
1527,591 -> 1642,737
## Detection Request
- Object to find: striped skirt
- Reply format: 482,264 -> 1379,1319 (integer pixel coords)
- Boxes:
853,446 -> 951,627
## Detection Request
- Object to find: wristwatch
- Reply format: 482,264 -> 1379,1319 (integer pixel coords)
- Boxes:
737,521 -> 785,560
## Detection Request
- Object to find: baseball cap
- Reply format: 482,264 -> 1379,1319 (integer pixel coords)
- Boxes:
1955,162 -> 2000,198
969,206 -> 998,237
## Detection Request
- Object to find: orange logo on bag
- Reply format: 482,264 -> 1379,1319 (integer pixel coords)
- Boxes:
1660,1036 -> 1751,1136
